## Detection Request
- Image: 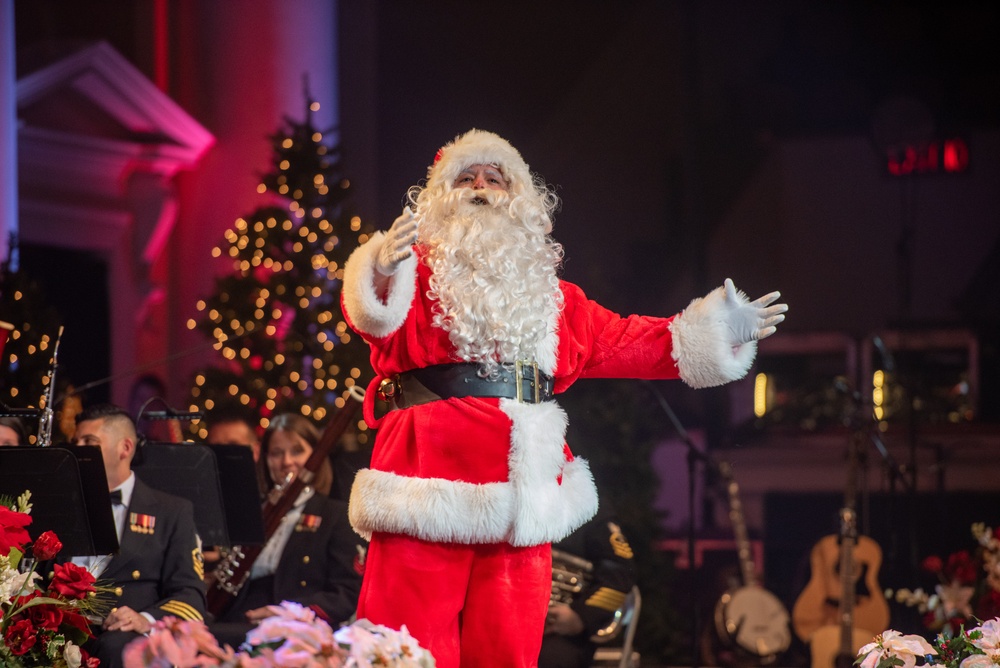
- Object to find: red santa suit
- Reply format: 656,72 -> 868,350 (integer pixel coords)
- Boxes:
341,130 -> 760,667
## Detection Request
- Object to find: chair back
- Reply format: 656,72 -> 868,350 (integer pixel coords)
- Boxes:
591,585 -> 642,668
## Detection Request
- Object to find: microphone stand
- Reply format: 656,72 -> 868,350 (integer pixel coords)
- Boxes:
645,381 -> 719,668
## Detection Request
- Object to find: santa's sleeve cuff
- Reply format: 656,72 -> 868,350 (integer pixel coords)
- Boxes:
668,285 -> 756,389
342,232 -> 417,338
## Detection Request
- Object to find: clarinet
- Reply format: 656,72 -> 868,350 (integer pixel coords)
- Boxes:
36,326 -> 64,447
206,398 -> 361,619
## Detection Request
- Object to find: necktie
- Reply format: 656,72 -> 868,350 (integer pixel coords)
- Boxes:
109,489 -> 123,506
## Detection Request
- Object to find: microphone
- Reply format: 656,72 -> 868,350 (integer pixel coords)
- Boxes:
0,408 -> 42,419
141,409 -> 204,421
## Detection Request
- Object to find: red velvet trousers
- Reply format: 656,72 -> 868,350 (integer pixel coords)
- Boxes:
357,532 -> 551,667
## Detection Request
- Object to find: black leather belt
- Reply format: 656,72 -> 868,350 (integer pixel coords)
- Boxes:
377,362 -> 555,409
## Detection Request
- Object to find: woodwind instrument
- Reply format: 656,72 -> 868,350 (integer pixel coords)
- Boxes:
37,326 -> 64,447
206,398 -> 360,619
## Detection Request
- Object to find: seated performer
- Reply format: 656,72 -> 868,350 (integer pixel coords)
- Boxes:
205,403 -> 262,462
541,503 -> 636,668
69,404 -> 206,668
0,415 -> 28,445
209,413 -> 365,647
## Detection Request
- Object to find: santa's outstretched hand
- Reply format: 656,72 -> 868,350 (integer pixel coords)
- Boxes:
375,208 -> 420,277
722,278 -> 788,344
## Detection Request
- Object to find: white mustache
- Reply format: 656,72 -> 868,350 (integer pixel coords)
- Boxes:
443,187 -> 511,210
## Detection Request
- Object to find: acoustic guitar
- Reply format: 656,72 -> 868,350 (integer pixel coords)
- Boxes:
713,461 -> 792,665
792,431 -> 889,668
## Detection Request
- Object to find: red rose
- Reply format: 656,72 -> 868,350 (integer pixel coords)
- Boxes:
0,505 -> 32,556
81,648 -> 100,668
945,550 -> 978,584
25,600 -> 64,631
49,562 -> 96,600
3,618 -> 38,656
32,530 -> 62,561
921,554 -> 943,574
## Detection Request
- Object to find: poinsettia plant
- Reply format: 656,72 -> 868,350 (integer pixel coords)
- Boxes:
1,490 -> 107,668
890,523 -> 1000,635
123,600 -> 436,667
856,618 -> 1000,668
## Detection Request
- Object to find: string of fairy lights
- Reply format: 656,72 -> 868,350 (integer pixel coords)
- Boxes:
185,99 -> 374,441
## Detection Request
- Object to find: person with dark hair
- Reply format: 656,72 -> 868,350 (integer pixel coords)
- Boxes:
0,415 -> 29,445
69,404 -> 206,668
209,412 -> 364,646
205,403 -> 262,462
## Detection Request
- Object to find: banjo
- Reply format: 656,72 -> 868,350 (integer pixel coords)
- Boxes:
713,460 -> 792,664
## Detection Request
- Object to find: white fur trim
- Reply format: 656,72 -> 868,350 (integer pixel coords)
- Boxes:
427,129 -> 535,198
501,399 -> 598,546
342,232 -> 418,338
669,285 -> 757,388
533,300 -> 559,376
348,400 -> 598,546
348,470 -> 513,544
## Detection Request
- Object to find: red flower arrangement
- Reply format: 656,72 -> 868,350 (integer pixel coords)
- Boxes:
892,523 -> 1000,635
1,490 -> 107,668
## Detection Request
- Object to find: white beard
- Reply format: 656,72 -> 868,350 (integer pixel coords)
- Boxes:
418,188 -> 563,378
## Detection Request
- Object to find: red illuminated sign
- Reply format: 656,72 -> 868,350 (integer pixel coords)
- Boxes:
887,138 -> 969,176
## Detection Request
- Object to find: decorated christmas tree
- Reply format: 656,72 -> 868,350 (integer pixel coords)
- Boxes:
0,247 -> 75,444
187,94 -> 374,442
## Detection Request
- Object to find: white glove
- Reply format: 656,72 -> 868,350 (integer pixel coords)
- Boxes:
375,209 -> 419,276
722,278 -> 787,344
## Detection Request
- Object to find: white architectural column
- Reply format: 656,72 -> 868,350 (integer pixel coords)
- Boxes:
0,0 -> 17,266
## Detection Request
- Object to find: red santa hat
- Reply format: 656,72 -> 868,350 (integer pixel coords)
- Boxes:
425,129 -> 534,197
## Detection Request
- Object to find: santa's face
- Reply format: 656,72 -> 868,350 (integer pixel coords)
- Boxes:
417,171 -> 562,376
453,163 -> 508,193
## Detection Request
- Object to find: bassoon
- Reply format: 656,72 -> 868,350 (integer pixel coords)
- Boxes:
206,398 -> 361,619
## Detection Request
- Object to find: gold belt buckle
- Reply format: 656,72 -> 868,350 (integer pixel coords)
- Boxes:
515,360 -> 541,404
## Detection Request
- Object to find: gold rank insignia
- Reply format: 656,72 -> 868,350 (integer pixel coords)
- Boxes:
607,522 -> 633,559
130,512 -> 156,534
295,514 -> 322,532
192,546 -> 204,580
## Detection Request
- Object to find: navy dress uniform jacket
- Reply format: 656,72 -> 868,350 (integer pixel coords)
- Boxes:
78,477 -> 206,668
102,478 -> 207,620
218,493 -> 363,626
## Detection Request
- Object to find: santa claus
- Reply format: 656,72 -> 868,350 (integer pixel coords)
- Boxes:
341,129 -> 787,667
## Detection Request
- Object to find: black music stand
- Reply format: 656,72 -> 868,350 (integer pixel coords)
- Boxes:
133,442 -> 233,547
207,444 -> 265,546
0,446 -> 119,556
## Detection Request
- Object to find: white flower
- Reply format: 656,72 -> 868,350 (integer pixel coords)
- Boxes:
973,619 -> 1000,652
959,651 -> 1000,668
858,630 -> 936,668
64,641 -> 83,668
335,620 -> 434,667
0,561 -> 38,604
937,581 -> 976,618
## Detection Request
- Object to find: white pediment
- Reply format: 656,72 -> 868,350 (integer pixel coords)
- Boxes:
17,40 -> 214,171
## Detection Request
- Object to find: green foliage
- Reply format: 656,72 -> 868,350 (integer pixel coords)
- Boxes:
188,95 -> 374,437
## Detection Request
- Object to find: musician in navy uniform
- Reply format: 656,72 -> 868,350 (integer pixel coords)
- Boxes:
540,502 -> 636,668
70,404 -> 206,668
210,413 -> 364,647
